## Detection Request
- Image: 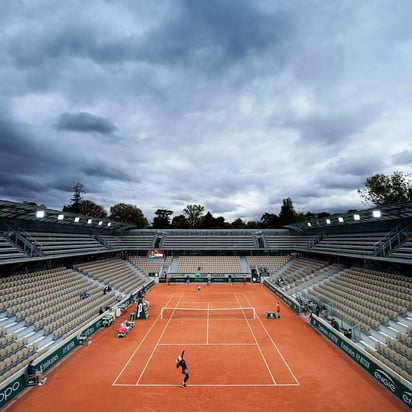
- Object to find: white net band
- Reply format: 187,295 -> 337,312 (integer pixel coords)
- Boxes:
160,307 -> 255,319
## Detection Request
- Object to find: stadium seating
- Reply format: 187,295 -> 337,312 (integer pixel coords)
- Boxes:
25,232 -> 107,256
311,232 -> 388,256
0,233 -> 26,260
74,258 -> 147,295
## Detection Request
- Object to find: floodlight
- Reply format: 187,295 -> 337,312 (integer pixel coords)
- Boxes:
98,221 -> 103,226
338,217 -> 344,222
74,217 -> 80,223
353,214 -> 360,221
57,214 -> 64,221
36,210 -> 45,218
372,210 -> 381,218
307,222 -> 311,227
87,219 -> 92,224
107,222 -> 111,227
326,219 -> 331,224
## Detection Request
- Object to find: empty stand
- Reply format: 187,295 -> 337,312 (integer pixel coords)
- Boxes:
311,232 -> 387,256
25,232 -> 107,256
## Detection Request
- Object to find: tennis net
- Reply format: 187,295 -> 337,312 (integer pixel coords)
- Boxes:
160,307 -> 256,320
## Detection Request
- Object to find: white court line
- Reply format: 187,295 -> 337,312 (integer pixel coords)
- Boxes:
135,293 -> 185,385
244,293 -> 300,386
235,293 -> 277,385
206,302 -> 210,344
114,291 -> 299,387
112,293 -> 176,386
157,343 -> 256,346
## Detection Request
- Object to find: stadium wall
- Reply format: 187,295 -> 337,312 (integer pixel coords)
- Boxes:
309,315 -> 412,409
0,285 -> 152,410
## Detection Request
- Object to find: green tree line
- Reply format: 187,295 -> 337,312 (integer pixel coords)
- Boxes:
62,171 -> 411,229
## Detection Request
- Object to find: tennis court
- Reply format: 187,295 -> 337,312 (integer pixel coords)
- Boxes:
114,291 -> 298,387
6,284 -> 408,412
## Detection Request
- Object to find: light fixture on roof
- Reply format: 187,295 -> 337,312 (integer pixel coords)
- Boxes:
107,222 -> 111,227
338,217 -> 344,223
36,210 -> 45,218
98,221 -> 103,226
307,222 -> 311,227
57,214 -> 64,221
372,210 -> 381,218
353,214 -> 360,221
74,217 -> 80,223
326,219 -> 331,224
87,219 -> 92,224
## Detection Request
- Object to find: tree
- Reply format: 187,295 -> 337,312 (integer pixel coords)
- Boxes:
231,218 -> 246,229
358,171 -> 412,206
200,212 -> 215,229
279,197 -> 298,226
198,212 -> 227,229
63,182 -> 85,214
213,216 -> 227,229
110,203 -> 148,227
171,214 -> 190,229
62,183 -> 106,217
183,204 -> 205,228
152,209 -> 173,229
246,220 -> 260,229
260,212 -> 280,228
78,199 -> 107,218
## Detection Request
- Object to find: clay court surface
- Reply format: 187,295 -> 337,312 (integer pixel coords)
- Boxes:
6,283 -> 408,412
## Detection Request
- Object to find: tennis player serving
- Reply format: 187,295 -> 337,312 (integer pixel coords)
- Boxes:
176,349 -> 189,387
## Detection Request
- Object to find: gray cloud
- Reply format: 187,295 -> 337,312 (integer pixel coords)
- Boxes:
0,1 -> 411,222
392,150 -> 412,167
55,112 -> 118,135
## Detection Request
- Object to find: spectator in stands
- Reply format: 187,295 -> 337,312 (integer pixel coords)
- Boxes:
344,328 -> 352,340
331,318 -> 340,331
27,360 -> 44,385
80,291 -> 91,299
99,307 -> 104,315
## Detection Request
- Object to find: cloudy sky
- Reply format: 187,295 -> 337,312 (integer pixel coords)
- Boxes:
1,0 -> 411,223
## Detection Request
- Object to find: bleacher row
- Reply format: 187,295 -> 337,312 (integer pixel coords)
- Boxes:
128,256 -> 173,275
162,234 -> 257,250
280,265 -> 412,382
175,256 -> 244,274
1,230 -> 412,261
311,232 -> 386,255
245,255 -> 290,273
0,258 -> 149,383
0,326 -> 46,385
0,253 -> 411,385
74,258 -> 147,293
365,333 -> 412,382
